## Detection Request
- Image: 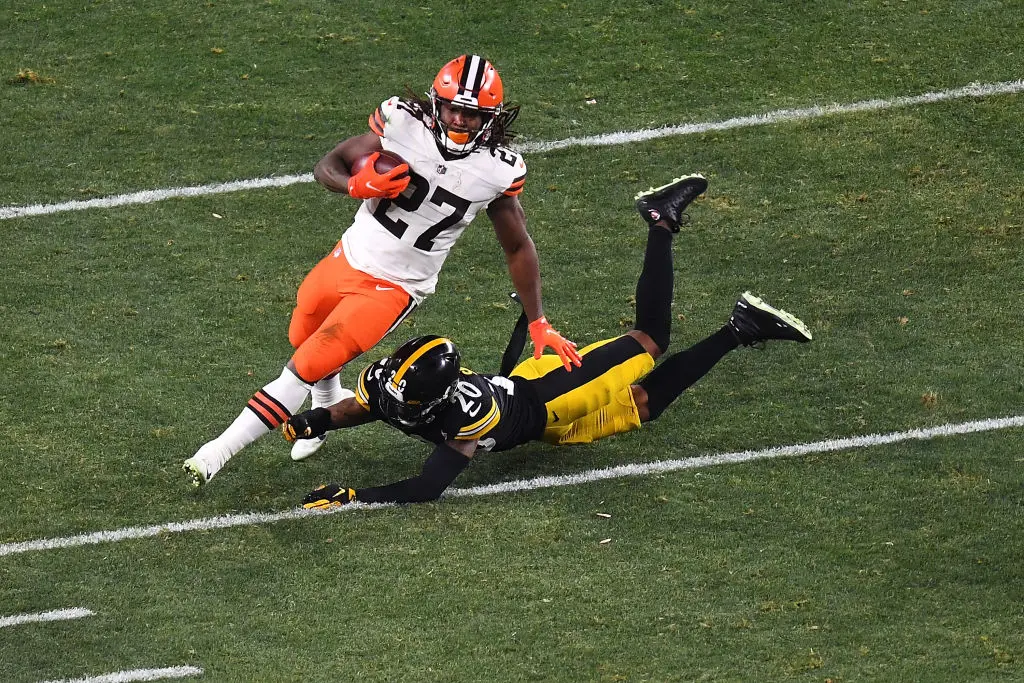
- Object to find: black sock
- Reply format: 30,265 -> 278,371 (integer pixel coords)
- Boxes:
638,326 -> 739,421
634,227 -> 674,353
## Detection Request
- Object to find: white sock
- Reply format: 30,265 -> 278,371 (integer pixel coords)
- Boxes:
311,374 -> 343,409
212,367 -> 312,457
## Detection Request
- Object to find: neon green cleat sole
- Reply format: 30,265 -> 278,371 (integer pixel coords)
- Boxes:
182,458 -> 208,488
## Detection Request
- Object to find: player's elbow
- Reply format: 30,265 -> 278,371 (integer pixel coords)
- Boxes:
393,483 -> 446,505
504,234 -> 536,262
413,476 -> 451,503
409,490 -> 445,504
313,157 -> 348,193
313,161 -> 327,185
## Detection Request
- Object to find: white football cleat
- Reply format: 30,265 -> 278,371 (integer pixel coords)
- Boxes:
290,433 -> 328,461
183,440 -> 232,487
182,456 -> 209,488
290,388 -> 354,461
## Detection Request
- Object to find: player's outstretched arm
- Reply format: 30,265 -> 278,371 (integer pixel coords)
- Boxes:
313,132 -> 383,194
527,317 -> 581,370
488,195 -> 582,371
488,195 -> 541,317
282,397 -> 376,442
302,440 -> 476,508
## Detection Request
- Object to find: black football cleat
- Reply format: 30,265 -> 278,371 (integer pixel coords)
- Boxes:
728,292 -> 813,346
634,173 -> 709,232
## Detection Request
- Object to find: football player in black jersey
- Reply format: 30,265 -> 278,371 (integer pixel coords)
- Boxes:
285,174 -> 813,508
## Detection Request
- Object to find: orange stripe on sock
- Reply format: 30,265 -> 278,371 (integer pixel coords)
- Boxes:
246,399 -> 280,428
253,391 -> 289,423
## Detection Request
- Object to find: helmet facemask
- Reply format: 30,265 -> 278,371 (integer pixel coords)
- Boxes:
429,94 -> 499,156
428,54 -> 504,156
379,378 -> 456,427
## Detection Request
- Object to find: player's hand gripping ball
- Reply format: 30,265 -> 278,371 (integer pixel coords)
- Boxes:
351,149 -> 408,175
348,151 -> 410,199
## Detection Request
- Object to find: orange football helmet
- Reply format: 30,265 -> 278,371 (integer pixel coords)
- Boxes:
429,54 -> 504,156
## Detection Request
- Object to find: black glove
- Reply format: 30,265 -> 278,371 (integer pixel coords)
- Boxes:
303,483 -> 356,509
282,407 -> 333,442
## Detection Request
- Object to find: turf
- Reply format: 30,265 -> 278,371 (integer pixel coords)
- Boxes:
2,1 -> 1023,681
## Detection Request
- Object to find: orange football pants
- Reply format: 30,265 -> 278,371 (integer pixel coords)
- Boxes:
288,242 -> 415,383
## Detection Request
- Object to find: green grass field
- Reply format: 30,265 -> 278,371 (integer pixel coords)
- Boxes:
2,1 -> 1023,680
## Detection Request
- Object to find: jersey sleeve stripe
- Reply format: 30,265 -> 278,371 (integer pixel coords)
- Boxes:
368,110 -> 385,136
355,368 -> 371,409
503,174 -> 527,196
456,399 -> 500,438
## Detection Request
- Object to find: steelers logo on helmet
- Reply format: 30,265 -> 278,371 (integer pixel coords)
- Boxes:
429,54 -> 504,156
378,335 -> 461,427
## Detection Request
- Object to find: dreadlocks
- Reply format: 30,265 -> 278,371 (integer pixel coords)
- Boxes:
402,86 -> 520,151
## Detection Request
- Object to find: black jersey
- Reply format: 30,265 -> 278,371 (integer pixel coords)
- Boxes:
355,359 -> 546,452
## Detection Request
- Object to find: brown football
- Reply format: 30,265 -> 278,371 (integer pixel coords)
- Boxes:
352,150 -> 409,176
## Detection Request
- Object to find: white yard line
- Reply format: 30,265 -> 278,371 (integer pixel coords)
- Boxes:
1,415 -> 1020,559
38,666 -> 203,683
0,607 -> 95,629
2,78 -> 1021,221
519,78 -> 1024,153
0,173 -> 312,221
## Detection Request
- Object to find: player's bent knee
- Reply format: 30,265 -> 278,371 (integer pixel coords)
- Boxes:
291,330 -> 362,384
288,311 -> 318,350
632,385 -> 652,423
627,330 -> 665,359
291,354 -> 333,384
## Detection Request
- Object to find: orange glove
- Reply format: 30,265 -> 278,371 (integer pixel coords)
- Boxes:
347,152 -> 410,199
528,317 -> 582,371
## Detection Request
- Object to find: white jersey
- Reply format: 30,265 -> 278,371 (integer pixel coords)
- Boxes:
341,96 -> 527,302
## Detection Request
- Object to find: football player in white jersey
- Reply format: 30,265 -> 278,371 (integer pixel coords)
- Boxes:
183,55 -> 581,487
283,175 -> 813,508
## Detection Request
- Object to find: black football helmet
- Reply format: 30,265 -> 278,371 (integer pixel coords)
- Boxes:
378,335 -> 461,426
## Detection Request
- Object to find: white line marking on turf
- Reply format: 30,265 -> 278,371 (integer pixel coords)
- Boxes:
38,666 -> 203,683
0,508 -> 314,557
0,173 -> 312,221
0,607 -> 95,629
2,79 -> 1021,221
519,79 -> 1024,153
0,415 -> 1021,558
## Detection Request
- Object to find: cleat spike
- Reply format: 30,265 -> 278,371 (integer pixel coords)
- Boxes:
728,291 -> 812,346
634,174 -> 708,232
